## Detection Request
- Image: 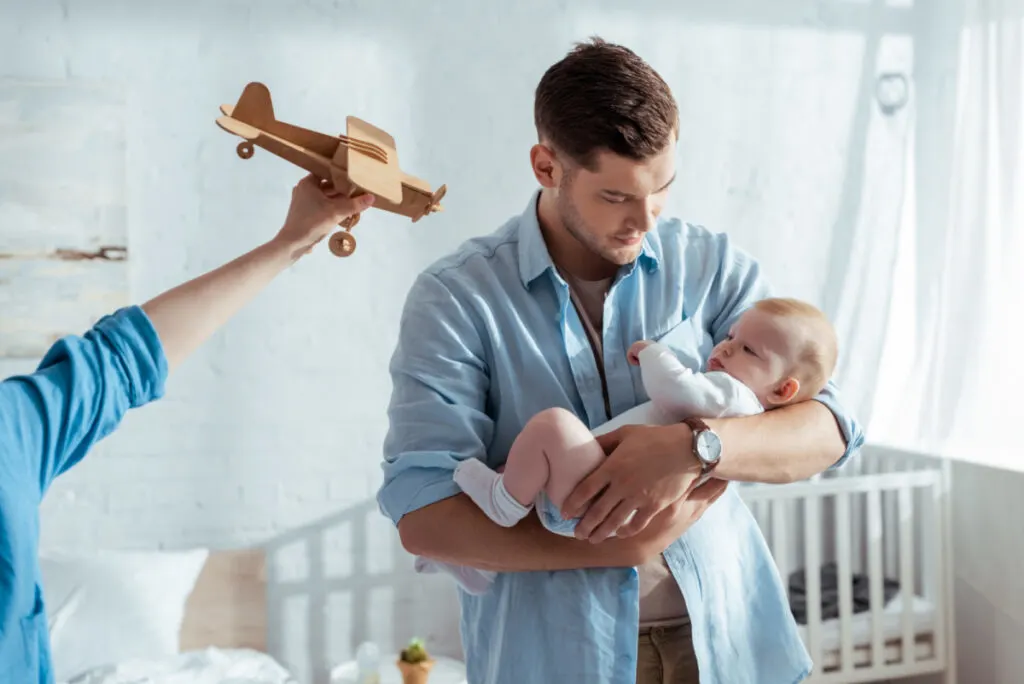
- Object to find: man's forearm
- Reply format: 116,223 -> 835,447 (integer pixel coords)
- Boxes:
141,237 -> 299,372
398,494 -> 641,572
702,400 -> 846,483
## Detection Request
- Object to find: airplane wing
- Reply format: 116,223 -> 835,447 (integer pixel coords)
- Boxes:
216,115 -> 261,141
344,116 -> 403,203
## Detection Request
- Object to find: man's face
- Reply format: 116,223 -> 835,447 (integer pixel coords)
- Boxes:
552,143 -> 677,266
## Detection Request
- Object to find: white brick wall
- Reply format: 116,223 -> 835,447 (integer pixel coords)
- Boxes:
4,0 -> 975,680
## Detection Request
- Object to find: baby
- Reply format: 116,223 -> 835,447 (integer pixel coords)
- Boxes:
415,297 -> 838,594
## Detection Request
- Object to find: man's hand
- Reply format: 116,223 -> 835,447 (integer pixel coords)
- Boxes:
273,174 -> 375,258
561,423 -> 702,542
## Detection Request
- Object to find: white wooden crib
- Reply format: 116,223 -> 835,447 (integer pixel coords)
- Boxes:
737,444 -> 956,684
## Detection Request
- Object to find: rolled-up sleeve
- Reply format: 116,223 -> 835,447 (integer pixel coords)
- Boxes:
377,271 -> 495,525
702,233 -> 865,468
0,305 -> 168,497
808,380 -> 865,468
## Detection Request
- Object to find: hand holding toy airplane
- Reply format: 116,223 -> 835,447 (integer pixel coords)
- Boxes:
216,82 -> 446,257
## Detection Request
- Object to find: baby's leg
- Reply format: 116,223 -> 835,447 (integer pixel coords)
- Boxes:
505,407 -> 606,510
454,407 -> 605,527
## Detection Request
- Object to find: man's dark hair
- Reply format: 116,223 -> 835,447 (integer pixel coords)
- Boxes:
534,37 -> 678,170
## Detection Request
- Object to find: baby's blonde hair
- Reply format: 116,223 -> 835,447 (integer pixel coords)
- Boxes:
753,297 -> 838,401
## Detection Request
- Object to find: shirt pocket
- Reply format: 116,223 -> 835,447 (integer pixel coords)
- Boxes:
650,316 -> 713,371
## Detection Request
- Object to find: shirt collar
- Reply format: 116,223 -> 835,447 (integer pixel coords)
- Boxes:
517,189 -> 660,288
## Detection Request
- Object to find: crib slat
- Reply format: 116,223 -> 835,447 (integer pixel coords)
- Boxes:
899,486 -> 916,664
755,499 -> 769,537
929,475 -> 947,669
772,498 -> 790,603
851,487 -> 865,584
804,494 -> 822,667
940,459 -> 956,679
867,487 -> 885,667
836,492 -> 854,672
884,461 -> 899,583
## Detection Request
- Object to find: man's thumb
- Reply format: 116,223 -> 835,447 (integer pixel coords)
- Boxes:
336,193 -> 374,215
689,479 -> 728,503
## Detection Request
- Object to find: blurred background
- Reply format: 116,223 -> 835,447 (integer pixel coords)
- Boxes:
1,0 -> 1021,682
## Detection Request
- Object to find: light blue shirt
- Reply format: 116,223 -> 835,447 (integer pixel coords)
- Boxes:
0,307 -> 168,684
378,191 -> 865,683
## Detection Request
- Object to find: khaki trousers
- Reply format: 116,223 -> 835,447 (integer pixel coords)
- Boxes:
636,620 -> 700,684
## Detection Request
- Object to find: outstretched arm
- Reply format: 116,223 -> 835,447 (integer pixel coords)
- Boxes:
0,175 -> 373,494
142,177 -> 374,371
634,342 -> 762,418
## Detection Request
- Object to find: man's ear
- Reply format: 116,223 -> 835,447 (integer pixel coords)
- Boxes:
530,143 -> 562,188
768,377 -> 800,405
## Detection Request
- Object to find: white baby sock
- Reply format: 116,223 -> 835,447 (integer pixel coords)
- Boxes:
453,458 -> 532,527
414,556 -> 496,595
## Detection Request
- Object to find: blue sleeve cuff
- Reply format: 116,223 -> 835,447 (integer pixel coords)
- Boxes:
377,452 -> 463,526
813,380 -> 866,469
89,306 -> 168,407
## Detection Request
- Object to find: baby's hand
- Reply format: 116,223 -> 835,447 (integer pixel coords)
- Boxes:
627,340 -> 653,366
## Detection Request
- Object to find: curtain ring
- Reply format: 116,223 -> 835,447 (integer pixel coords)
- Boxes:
875,72 -> 909,115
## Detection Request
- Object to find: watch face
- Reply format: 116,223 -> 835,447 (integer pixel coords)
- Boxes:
697,431 -> 723,464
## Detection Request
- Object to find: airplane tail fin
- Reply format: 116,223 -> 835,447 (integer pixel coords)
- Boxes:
229,82 -> 275,127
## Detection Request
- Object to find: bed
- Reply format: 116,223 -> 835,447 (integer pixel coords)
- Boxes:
737,444 -> 956,684
41,546 -> 296,684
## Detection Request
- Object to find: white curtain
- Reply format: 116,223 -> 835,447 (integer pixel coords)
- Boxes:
870,0 -> 1024,467
824,67 -> 916,429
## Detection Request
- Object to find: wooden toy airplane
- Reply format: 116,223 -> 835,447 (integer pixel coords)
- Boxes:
215,82 -> 446,258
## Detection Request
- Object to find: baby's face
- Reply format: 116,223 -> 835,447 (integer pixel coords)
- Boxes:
707,308 -> 804,406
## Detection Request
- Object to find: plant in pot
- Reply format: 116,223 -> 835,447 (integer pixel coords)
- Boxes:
397,637 -> 435,684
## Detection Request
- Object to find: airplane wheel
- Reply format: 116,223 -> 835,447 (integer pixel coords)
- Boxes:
328,231 -> 357,257
237,142 -> 254,159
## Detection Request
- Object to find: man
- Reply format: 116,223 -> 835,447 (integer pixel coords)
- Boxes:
0,175 -> 374,683
379,39 -> 864,683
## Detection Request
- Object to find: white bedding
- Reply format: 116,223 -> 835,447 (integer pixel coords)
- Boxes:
796,591 -> 936,653
60,648 -> 297,684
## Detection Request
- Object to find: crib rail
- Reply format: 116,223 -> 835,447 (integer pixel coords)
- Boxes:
738,464 -> 951,683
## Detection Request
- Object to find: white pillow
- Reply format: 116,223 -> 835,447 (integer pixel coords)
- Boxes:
39,547 -> 209,683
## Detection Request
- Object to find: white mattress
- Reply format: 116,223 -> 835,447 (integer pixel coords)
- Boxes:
796,591 -> 936,653
60,647 -> 297,684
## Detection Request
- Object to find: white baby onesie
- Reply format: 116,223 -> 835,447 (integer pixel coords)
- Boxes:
415,342 -> 764,594
594,341 -> 765,438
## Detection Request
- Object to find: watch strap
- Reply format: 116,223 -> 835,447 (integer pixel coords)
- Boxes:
682,416 -> 718,474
